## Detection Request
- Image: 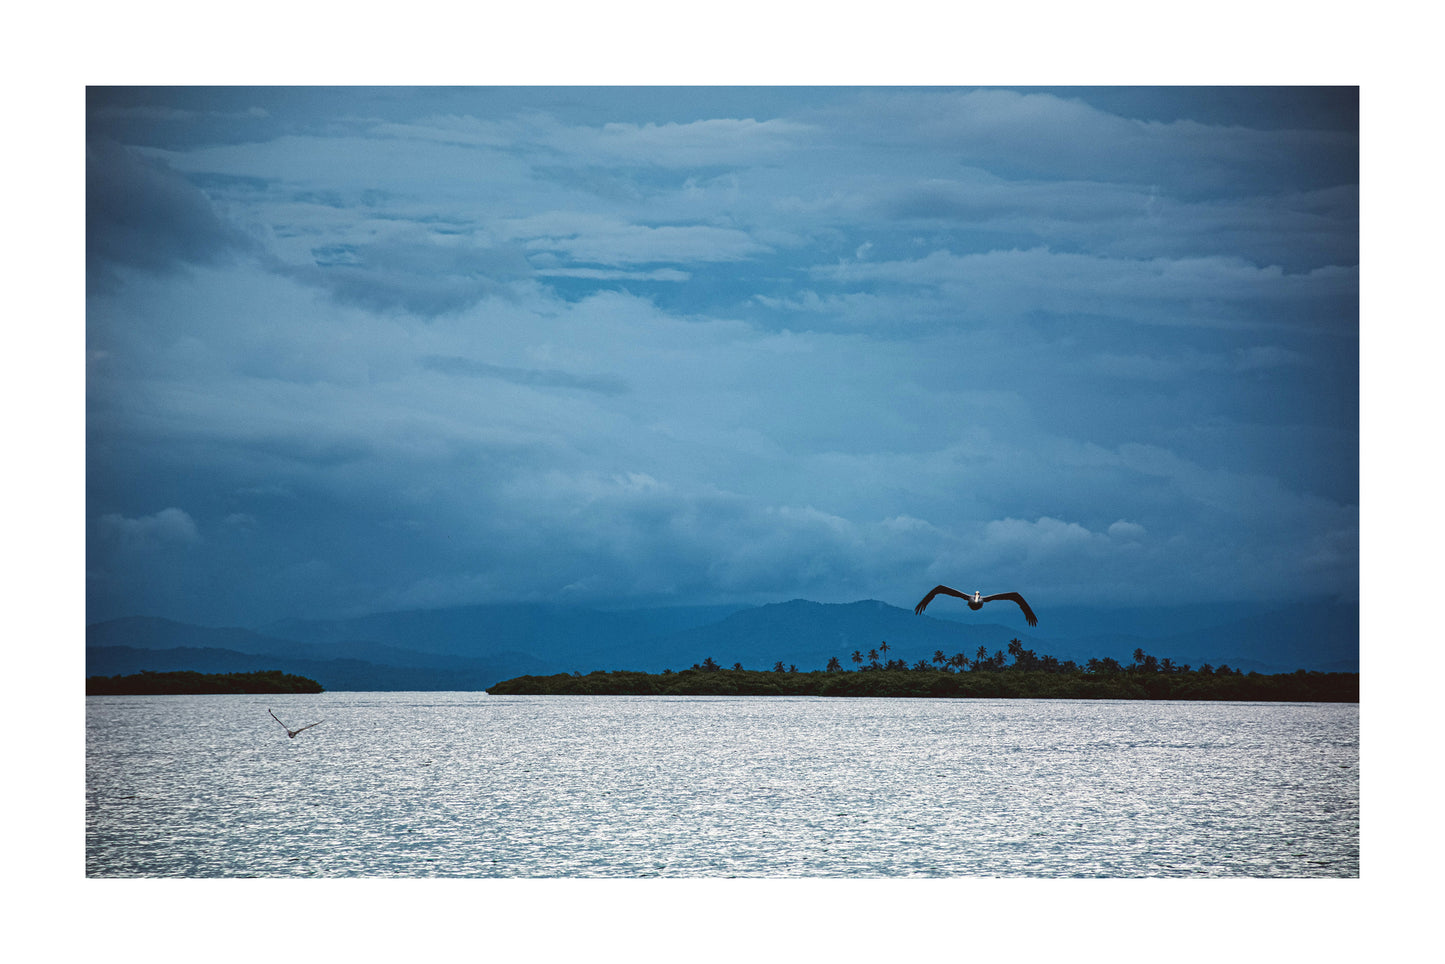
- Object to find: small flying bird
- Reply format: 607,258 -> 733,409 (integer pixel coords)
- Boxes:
914,585 -> 1038,626
269,708 -> 325,739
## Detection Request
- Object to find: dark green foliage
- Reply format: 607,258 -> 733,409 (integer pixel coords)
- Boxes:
487,665 -> 1358,702
487,639 -> 1357,701
86,669 -> 324,695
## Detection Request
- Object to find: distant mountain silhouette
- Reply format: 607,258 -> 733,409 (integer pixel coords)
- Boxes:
87,595 -> 1357,690
265,603 -> 741,662
85,614 -> 555,691
88,616 -> 303,654
85,644 -> 550,692
616,599 -> 1043,672
1154,597 -> 1358,673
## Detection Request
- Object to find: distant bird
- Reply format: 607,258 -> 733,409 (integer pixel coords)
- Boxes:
269,708 -> 325,739
914,585 -> 1038,626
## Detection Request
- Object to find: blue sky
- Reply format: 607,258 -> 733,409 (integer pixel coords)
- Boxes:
85,87 -> 1358,627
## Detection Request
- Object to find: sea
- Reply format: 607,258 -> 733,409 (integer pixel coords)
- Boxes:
85,692 -> 1358,878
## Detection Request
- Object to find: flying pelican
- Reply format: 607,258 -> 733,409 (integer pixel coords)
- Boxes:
914,585 -> 1038,626
269,708 -> 325,739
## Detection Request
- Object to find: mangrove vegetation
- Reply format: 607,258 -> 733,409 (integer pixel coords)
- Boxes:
488,641 -> 1357,702
87,669 -> 325,695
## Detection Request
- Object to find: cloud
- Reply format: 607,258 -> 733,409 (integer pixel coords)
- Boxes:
87,140 -> 254,289
277,239 -> 534,316
450,469 -> 934,606
98,508 -> 201,547
522,220 -> 770,266
884,172 -> 1146,224
533,266 -> 690,282
89,103 -> 270,125
372,114 -> 814,168
83,88 -> 1357,626
824,89 -> 1357,196
1233,345 -> 1309,371
421,355 -> 628,395
981,515 -> 1108,556
1107,520 -> 1148,542
878,177 -> 1356,274
813,248 -> 1357,332
1090,344 -> 1311,380
750,289 -> 884,325
584,117 -> 814,166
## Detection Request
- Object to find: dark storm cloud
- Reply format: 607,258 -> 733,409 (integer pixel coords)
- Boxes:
87,87 -> 280,148
86,139 -> 254,290
84,87 -> 1359,627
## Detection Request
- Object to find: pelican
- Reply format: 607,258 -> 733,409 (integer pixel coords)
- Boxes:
914,585 -> 1038,626
269,708 -> 325,739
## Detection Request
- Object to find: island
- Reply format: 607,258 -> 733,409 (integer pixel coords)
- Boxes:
488,662 -> 1358,702
86,669 -> 325,695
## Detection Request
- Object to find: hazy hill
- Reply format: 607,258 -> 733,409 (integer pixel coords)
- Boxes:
87,616 -> 304,655
1153,597 -> 1358,673
265,603 -> 741,661
86,595 -> 1358,690
615,597 -> 1358,675
605,599 -> 1044,672
87,615 -> 549,673
85,615 -> 556,690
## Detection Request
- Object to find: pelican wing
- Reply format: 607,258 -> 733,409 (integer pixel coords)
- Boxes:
293,720 -> 324,734
914,584 -> 970,615
982,591 -> 1038,626
268,708 -> 289,730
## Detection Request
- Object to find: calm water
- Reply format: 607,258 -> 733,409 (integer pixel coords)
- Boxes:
86,693 -> 1358,877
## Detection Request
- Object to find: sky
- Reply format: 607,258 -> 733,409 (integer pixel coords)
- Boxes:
85,86 -> 1359,628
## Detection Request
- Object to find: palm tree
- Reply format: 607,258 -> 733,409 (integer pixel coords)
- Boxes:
933,649 -> 948,670
950,652 -> 969,672
732,662 -> 744,671
826,656 -> 842,673
867,648 -> 880,669
851,650 -> 864,667
879,640 -> 890,661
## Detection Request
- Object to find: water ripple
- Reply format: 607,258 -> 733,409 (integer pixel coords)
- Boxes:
87,694 -> 1358,877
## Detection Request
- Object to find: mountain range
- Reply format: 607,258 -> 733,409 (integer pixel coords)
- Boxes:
86,596 -> 1358,691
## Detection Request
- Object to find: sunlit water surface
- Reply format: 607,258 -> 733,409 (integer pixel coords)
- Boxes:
86,693 -> 1357,877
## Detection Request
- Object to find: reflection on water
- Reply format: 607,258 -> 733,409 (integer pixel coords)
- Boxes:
86,693 -> 1358,877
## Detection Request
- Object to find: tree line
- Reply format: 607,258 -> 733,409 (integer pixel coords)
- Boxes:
86,669 -> 325,695
832,639 -> 1254,677
487,639 -> 1357,702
